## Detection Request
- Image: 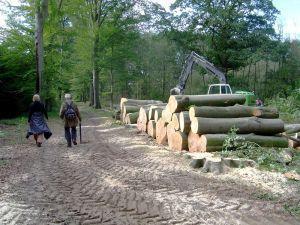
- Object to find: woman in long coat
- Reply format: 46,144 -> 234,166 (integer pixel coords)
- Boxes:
26,94 -> 52,147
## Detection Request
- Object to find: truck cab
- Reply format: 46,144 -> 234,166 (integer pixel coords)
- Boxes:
207,84 -> 233,95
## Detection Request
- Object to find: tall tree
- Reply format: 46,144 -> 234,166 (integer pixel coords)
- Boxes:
35,0 -> 49,94
171,0 -> 279,78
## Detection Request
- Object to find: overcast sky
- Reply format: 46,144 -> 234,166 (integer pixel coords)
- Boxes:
0,0 -> 299,39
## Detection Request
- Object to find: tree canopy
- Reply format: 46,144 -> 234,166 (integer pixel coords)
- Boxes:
0,0 -> 299,118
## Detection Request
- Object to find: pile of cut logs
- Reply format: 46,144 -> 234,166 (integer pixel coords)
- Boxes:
120,95 -> 299,152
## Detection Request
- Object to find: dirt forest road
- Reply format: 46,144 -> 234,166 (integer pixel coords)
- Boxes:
0,106 -> 299,225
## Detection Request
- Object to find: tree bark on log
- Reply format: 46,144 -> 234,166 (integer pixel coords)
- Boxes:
147,120 -> 156,138
120,98 -> 163,110
169,131 -> 188,151
199,134 -> 288,151
125,112 -> 139,124
284,124 -> 300,134
191,117 -> 284,135
122,105 -> 140,122
154,108 -> 164,122
168,94 -> 246,113
156,118 -> 168,145
148,104 -> 167,120
179,111 -> 191,133
189,105 -> 279,119
171,113 -> 180,130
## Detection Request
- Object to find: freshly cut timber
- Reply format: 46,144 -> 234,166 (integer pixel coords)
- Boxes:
120,98 -> 163,110
188,132 -> 202,152
166,122 -> 176,144
169,131 -> 188,151
154,108 -> 164,122
138,107 -> 150,132
156,118 -> 168,145
123,105 -> 140,115
124,112 -> 139,124
179,111 -> 191,133
171,113 -> 181,130
148,104 -> 167,120
147,120 -> 156,138
189,105 -> 279,119
161,108 -> 173,123
122,105 -> 140,122
199,134 -> 288,152
168,94 -> 246,113
191,117 -> 284,135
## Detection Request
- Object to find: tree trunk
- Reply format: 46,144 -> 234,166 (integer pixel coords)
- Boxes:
147,120 -> 156,138
110,45 -> 114,109
191,117 -> 284,135
179,111 -> 191,133
122,105 -> 140,122
156,118 -> 168,145
168,94 -> 246,113
171,113 -> 180,130
166,122 -> 176,146
148,104 -> 167,120
35,0 -> 49,95
169,131 -> 188,151
284,124 -> 300,134
188,131 -> 202,152
154,108 -> 164,122
89,80 -> 94,106
120,98 -> 163,110
161,108 -> 173,123
93,33 -> 101,109
125,112 -> 139,124
137,106 -> 150,132
189,105 -> 279,119
199,134 -> 288,151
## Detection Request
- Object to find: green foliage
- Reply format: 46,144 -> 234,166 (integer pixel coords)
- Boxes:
0,0 -> 299,118
284,203 -> 300,217
171,0 -> 279,73
221,127 -> 300,173
265,91 -> 300,122
222,127 -> 259,152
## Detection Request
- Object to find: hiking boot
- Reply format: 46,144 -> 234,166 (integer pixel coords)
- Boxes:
73,140 -> 77,145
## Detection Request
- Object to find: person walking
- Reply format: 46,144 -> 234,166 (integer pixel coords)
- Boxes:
59,94 -> 81,147
27,94 -> 52,147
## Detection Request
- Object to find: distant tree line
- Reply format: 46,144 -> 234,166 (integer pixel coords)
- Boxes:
0,0 -> 299,118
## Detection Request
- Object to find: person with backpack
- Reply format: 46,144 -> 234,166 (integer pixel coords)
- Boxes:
59,94 -> 81,147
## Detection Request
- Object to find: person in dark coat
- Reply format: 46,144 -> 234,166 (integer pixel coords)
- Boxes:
27,94 -> 52,147
59,94 -> 81,147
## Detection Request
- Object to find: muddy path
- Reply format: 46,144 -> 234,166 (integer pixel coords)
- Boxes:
0,106 -> 299,225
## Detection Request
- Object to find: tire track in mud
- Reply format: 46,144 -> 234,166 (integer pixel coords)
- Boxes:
0,109 -> 299,225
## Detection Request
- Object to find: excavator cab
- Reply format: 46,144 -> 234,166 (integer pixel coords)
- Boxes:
207,84 -> 233,95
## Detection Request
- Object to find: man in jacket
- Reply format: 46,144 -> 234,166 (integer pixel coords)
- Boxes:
59,94 -> 81,147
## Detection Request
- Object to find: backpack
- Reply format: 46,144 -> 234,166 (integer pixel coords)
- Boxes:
65,104 -> 76,120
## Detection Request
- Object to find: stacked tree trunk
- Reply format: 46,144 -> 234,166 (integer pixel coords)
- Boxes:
120,98 -> 163,124
121,95 -> 292,152
188,104 -> 288,152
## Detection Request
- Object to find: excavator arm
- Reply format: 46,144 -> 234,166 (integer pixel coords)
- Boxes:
170,51 -> 227,95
